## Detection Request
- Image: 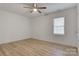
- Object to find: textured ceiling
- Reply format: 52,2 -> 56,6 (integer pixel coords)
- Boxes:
0,3 -> 76,18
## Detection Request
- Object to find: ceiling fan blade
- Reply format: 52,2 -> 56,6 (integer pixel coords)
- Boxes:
37,7 -> 46,9
30,10 -> 33,13
37,10 -> 41,13
24,7 -> 33,9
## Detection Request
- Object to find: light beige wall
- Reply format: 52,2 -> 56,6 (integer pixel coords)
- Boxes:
32,7 -> 77,46
77,4 -> 79,54
0,10 -> 31,44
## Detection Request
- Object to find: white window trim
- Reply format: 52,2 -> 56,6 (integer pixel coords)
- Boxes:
53,17 -> 65,35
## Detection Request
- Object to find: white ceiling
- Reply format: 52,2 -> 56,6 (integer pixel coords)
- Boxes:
0,3 -> 76,18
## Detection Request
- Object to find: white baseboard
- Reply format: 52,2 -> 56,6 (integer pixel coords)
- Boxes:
0,37 -> 31,44
32,37 -> 77,48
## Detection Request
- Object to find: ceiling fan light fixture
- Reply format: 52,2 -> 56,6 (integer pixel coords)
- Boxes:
33,8 -> 37,12
24,3 -> 47,13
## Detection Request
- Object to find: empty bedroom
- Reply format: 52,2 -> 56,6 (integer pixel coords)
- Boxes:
0,3 -> 79,56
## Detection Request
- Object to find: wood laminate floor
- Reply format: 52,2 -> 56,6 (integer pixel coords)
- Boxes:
0,38 -> 78,56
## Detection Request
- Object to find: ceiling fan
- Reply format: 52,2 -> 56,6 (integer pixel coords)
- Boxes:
24,3 -> 47,13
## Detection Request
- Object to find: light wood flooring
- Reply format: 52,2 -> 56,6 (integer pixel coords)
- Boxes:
0,38 -> 78,56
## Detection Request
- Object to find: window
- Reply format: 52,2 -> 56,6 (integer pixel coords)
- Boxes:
53,17 -> 64,35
